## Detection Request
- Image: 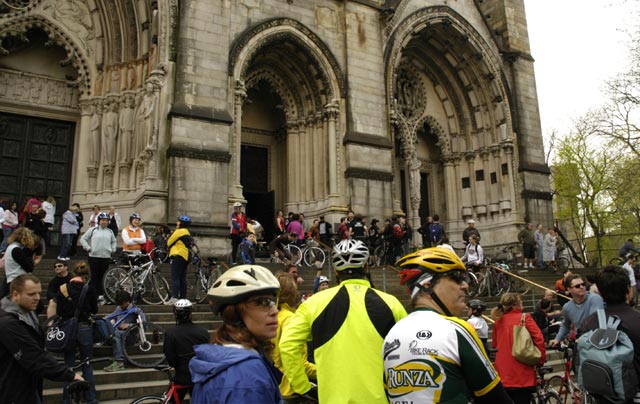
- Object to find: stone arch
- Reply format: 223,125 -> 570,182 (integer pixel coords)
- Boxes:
0,15 -> 91,95
244,68 -> 303,120
229,18 -> 346,109
385,6 -> 512,151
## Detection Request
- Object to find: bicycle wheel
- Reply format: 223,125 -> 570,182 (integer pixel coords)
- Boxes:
130,396 -> 165,404
372,244 -> 385,266
123,322 -> 165,368
466,271 -> 480,297
285,244 -> 302,265
495,271 -> 511,295
608,256 -> 624,265
546,376 -> 571,404
103,267 -> 132,304
513,270 -> 531,295
141,271 -> 170,305
303,247 -> 326,267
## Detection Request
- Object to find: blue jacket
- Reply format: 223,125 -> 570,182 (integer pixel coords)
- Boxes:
189,343 -> 283,404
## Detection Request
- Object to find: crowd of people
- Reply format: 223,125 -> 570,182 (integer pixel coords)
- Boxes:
1,196 -> 640,403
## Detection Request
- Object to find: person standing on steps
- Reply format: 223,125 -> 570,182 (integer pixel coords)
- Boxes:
80,212 -> 117,304
121,213 -> 146,253
166,215 -> 193,305
229,202 -> 247,265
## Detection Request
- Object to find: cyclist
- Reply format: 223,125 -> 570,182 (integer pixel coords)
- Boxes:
383,248 -> 512,403
164,299 -> 209,402
122,213 -> 146,253
467,298 -> 490,353
238,232 -> 256,265
229,202 -> 247,265
190,265 -> 282,403
269,232 -> 297,263
461,234 -> 484,269
619,238 -> 639,259
313,275 -> 330,293
280,239 -> 407,403
104,290 -> 145,372
80,211 -> 117,303
462,219 -> 481,246
167,215 -> 193,305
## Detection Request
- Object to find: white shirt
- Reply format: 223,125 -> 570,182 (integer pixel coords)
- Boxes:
467,316 -> 489,339
42,201 -> 55,224
622,262 -> 637,287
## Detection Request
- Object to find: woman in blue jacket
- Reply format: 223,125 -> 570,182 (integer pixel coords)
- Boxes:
189,265 -> 283,404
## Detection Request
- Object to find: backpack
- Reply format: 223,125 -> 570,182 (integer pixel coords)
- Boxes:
577,309 -> 639,403
430,223 -> 443,244
392,224 -> 403,239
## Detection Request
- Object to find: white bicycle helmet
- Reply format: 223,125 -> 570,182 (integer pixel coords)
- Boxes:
173,299 -> 193,322
318,276 -> 329,284
332,239 -> 369,272
208,265 -> 279,314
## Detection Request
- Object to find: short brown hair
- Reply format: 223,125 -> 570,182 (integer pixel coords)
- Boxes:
10,274 -> 41,294
564,274 -> 583,289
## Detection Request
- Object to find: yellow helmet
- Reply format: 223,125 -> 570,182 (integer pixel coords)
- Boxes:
396,247 -> 465,288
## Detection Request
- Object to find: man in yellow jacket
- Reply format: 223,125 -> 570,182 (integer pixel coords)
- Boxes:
166,215 -> 193,305
279,239 -> 407,403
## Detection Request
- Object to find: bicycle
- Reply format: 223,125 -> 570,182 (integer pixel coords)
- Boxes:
466,263 -> 511,297
187,253 -> 225,304
546,343 -> 594,404
103,248 -> 171,305
532,365 -> 562,404
129,365 -> 192,404
101,295 -> 166,368
557,247 -> 574,269
370,239 -> 392,267
284,240 -> 326,267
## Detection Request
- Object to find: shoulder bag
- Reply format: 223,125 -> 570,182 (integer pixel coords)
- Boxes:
512,312 -> 542,365
45,283 -> 89,353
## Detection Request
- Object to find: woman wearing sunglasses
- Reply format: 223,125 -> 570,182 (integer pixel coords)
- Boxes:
190,264 -> 283,404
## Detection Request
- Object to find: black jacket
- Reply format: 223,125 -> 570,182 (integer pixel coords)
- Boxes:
0,298 -> 75,404
163,321 -> 210,385
56,279 -> 98,323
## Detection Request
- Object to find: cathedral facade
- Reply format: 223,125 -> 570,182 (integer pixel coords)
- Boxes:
0,0 -> 552,253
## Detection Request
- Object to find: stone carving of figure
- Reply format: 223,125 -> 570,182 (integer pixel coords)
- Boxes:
127,64 -> 137,90
102,101 -> 119,165
46,0 -> 93,48
89,103 -> 102,165
134,82 -> 157,158
110,68 -> 121,94
118,95 -> 135,163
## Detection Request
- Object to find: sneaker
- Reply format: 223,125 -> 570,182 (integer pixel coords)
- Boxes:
164,297 -> 178,306
103,361 -> 125,372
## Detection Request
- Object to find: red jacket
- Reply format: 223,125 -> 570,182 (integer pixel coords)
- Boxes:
492,309 -> 546,388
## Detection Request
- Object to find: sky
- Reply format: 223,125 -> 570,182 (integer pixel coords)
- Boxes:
524,0 -> 639,137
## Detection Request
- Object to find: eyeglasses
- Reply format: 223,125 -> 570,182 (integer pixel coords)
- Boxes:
54,264 -> 65,268
571,283 -> 586,289
246,296 -> 278,309
444,271 -> 468,284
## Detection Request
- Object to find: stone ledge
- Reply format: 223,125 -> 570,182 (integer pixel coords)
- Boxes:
167,145 -> 231,163
343,131 -> 393,149
169,103 -> 233,125
518,161 -> 551,174
345,167 -> 393,181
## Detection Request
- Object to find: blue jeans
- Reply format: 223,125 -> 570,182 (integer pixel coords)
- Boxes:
63,325 -> 97,404
59,233 -> 73,258
113,328 -> 127,362
171,256 -> 188,298
0,227 -> 14,253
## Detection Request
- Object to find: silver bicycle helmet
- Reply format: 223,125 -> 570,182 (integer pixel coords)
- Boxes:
173,299 -> 193,322
208,265 -> 279,314
97,212 -> 110,221
332,239 -> 369,272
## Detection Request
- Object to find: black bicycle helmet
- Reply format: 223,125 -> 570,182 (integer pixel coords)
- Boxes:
467,299 -> 487,311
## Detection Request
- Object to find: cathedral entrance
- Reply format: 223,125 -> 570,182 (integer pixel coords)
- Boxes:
240,144 -> 275,242
0,111 -> 75,240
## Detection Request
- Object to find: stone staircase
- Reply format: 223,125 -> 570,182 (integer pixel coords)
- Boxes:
32,254 -> 592,403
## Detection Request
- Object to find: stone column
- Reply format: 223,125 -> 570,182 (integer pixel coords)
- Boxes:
287,121 -> 301,204
442,155 -> 458,224
325,101 -> 339,196
78,100 -> 94,192
303,117 -> 313,202
313,112 -> 323,200
230,80 -> 247,199
321,113 -> 329,197
501,141 -> 516,213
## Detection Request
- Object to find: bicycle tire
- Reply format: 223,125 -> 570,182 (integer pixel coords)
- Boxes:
103,267 -> 132,304
372,244 -> 385,266
285,244 -> 302,265
466,271 -> 480,297
129,395 -> 165,404
546,376 -> 571,404
141,272 -> 170,305
123,322 -> 166,368
303,247 -> 326,267
495,271 -> 511,295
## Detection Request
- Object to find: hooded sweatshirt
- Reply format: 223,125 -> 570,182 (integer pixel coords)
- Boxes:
0,297 -> 75,404
189,343 -> 283,404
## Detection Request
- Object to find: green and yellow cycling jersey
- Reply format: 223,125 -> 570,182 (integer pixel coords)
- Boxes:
280,278 -> 407,403
383,308 -> 500,403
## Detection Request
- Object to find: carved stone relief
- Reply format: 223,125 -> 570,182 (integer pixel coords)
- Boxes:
0,68 -> 79,108
41,0 -> 94,54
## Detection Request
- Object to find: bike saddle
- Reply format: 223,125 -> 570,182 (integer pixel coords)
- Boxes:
67,380 -> 90,395
538,366 -> 554,375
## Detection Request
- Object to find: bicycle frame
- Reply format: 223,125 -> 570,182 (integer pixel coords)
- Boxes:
548,343 -> 585,404
102,305 -> 145,331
